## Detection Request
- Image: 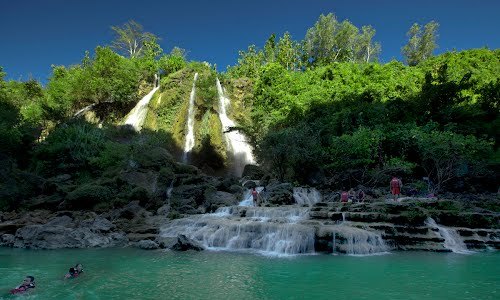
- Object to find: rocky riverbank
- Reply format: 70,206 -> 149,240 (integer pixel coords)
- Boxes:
1,182 -> 499,254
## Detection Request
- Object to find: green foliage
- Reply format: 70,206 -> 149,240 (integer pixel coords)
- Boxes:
402,21 -> 439,66
245,49 -> 498,190
111,20 -> 158,58
258,124 -> 321,181
303,13 -> 381,66
67,184 -> 113,209
412,129 -> 492,192
32,121 -> 106,176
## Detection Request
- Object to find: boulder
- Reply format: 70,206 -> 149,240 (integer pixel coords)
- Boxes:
156,236 -> 178,249
157,204 -> 171,216
170,234 -> 204,251
0,234 -> 15,247
136,239 -> 159,250
12,216 -> 127,249
205,191 -> 238,212
265,182 -> 294,205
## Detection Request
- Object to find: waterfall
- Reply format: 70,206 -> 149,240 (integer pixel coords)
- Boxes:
293,187 -> 322,206
160,205 -> 314,256
182,73 -> 199,163
332,225 -> 388,255
216,78 -> 255,176
124,86 -> 160,131
74,103 -> 96,117
166,179 -> 174,200
239,187 -> 264,207
425,218 -> 472,254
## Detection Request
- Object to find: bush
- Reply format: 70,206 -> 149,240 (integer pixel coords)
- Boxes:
66,184 -> 113,209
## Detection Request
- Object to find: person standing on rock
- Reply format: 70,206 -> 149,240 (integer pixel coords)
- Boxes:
390,176 -> 402,201
252,187 -> 259,206
341,191 -> 349,203
357,189 -> 365,203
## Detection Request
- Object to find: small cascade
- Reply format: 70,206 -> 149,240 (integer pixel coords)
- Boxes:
342,212 -> 346,223
160,205 -> 314,256
332,225 -> 388,255
166,180 -> 174,200
216,78 -> 255,176
293,187 -> 322,206
182,73 -> 199,162
124,86 -> 160,131
425,218 -> 472,254
239,187 -> 265,207
74,103 -> 96,117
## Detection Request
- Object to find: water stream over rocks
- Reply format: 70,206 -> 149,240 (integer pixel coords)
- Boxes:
182,73 -> 199,163
124,86 -> 160,131
216,78 -> 255,176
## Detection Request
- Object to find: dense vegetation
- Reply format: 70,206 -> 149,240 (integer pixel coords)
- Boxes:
0,14 -> 498,212
222,13 -> 498,193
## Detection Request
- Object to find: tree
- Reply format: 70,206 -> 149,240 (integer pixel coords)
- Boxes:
304,13 -> 339,66
111,20 -> 158,58
356,26 -> 381,63
402,21 -> 439,66
229,45 -> 264,78
413,130 -> 492,193
264,33 -> 277,64
276,32 -> 302,71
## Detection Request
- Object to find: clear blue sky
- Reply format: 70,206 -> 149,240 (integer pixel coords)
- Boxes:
1,0 -> 499,83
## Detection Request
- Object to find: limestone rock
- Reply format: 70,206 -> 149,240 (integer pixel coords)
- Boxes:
136,239 -> 159,250
170,234 -> 204,251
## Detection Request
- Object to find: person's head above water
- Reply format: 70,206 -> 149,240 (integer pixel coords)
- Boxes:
75,263 -> 83,272
23,276 -> 34,286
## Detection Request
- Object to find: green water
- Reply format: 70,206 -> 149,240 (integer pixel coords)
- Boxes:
0,249 -> 498,300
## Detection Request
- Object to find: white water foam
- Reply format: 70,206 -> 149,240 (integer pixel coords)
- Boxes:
216,78 -> 255,176
124,86 -> 160,131
293,187 -> 322,206
425,217 -> 474,254
332,225 -> 389,255
239,187 -> 265,207
161,205 -> 314,256
182,73 -> 199,162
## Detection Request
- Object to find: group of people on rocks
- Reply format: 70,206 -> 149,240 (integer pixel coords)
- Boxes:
9,263 -> 83,295
340,188 -> 366,203
341,176 -> 404,203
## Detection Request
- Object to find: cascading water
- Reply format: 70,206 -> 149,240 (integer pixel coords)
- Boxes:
124,86 -> 160,131
425,217 -> 472,254
216,78 -> 255,176
160,205 -> 315,256
293,187 -> 322,206
182,73 -> 199,163
74,103 -> 96,117
332,226 -> 388,255
239,187 -> 265,207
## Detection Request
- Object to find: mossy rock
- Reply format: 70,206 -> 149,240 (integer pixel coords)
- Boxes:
174,163 -> 199,175
66,184 -> 113,209
136,147 -> 173,170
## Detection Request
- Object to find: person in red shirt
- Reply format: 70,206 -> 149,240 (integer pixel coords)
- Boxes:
341,191 -> 349,203
251,187 -> 259,206
390,177 -> 402,201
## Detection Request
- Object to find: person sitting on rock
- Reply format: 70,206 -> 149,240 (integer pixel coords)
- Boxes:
10,276 -> 35,294
64,263 -> 83,279
348,189 -> 356,202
